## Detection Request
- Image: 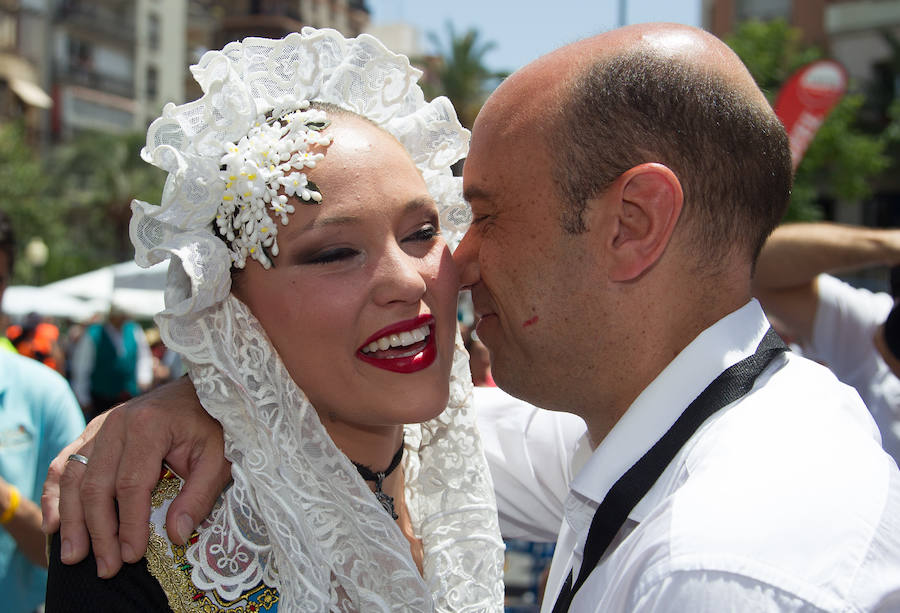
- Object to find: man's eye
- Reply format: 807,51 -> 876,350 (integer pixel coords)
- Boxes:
306,247 -> 359,264
471,214 -> 495,230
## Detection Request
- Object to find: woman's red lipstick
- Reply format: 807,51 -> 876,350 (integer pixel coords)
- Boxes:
357,314 -> 436,373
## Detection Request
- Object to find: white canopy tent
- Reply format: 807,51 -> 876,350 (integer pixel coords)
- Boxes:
4,260 -> 168,322
2,285 -> 107,321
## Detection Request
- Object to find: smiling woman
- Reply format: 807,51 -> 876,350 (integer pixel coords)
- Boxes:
44,28 -> 504,613
230,112 -> 462,467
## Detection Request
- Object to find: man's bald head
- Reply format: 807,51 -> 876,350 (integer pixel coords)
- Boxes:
479,23 -> 792,268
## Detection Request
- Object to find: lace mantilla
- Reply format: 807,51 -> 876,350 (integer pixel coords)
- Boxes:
128,28 -> 503,612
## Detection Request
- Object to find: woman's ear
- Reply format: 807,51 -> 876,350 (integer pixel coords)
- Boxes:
601,163 -> 683,282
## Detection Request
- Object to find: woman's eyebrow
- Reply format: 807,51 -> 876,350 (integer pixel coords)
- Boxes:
300,215 -> 359,231
299,196 -> 437,233
299,196 -> 437,232
404,196 -> 438,215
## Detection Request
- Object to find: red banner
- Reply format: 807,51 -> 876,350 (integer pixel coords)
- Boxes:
773,59 -> 848,170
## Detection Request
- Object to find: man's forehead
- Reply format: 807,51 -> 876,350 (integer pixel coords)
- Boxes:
466,111 -> 555,187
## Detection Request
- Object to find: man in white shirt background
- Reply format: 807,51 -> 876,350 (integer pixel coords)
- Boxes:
753,221 -> 900,467
44,24 -> 900,611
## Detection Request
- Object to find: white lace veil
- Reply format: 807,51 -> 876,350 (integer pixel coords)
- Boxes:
129,28 -> 504,612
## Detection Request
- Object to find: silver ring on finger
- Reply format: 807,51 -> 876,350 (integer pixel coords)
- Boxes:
66,453 -> 89,466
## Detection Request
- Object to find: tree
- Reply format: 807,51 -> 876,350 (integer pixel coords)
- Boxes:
726,19 -> 892,221
0,124 -> 165,285
421,23 -> 508,129
43,130 -> 165,280
0,122 -> 66,284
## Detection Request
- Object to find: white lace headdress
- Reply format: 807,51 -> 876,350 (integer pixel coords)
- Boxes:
130,28 -> 504,612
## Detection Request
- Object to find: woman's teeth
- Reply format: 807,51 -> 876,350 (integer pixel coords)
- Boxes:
362,324 -> 430,354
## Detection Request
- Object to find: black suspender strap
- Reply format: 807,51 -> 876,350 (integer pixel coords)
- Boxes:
551,327 -> 787,612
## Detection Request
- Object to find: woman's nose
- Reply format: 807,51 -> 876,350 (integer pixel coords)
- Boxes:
371,246 -> 428,306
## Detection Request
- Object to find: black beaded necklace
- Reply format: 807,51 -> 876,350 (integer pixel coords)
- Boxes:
351,439 -> 404,520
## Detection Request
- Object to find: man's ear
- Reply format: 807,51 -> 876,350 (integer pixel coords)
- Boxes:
599,163 -> 683,282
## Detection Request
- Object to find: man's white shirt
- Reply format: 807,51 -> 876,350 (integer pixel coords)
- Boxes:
475,300 -> 900,611
805,273 -> 900,465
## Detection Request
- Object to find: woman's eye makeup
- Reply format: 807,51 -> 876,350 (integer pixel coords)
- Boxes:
305,247 -> 360,265
404,222 -> 440,243
293,215 -> 440,265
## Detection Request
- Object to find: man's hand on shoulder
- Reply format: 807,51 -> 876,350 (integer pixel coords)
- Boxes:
41,377 -> 230,578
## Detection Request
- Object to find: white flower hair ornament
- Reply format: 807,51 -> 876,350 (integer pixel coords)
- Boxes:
216,104 -> 331,269
129,26 -> 473,318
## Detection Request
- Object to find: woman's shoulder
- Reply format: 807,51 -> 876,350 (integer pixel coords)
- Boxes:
146,467 -> 280,612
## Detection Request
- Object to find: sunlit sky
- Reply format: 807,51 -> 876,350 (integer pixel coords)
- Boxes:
366,0 -> 702,73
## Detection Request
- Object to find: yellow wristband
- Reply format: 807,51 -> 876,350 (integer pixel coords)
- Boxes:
0,485 -> 20,524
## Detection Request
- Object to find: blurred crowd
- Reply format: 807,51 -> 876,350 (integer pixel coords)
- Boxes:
3,309 -> 183,422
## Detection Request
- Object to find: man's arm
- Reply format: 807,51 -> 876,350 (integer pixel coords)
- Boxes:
45,379 -> 587,576
753,223 -> 900,345
474,386 -> 588,541
0,477 -> 49,567
42,377 -> 230,578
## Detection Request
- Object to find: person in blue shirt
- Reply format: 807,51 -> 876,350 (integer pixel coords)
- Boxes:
0,210 -> 85,612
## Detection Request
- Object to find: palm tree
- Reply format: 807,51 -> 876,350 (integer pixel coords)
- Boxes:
422,22 -> 508,130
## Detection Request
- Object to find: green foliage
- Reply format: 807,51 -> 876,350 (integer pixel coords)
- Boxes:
422,22 -> 508,129
727,19 -> 892,221
726,19 -> 821,98
0,123 -> 165,285
792,94 -> 890,220
46,130 -> 165,277
0,122 -> 65,284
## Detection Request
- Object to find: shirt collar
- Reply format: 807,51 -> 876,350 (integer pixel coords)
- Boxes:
569,299 -> 772,512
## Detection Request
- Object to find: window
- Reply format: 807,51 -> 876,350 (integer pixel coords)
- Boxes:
737,0 -> 790,22
148,12 -> 160,50
146,64 -> 157,99
68,37 -> 92,69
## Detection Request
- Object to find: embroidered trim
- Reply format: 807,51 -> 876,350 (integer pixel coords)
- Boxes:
146,526 -> 197,613
144,472 -> 280,612
150,468 -> 182,508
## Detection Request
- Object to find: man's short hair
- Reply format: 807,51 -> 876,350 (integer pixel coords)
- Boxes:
0,209 -> 15,276
551,50 -> 792,267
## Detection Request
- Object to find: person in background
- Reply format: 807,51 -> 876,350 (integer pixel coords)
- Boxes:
0,216 -> 14,355
463,325 -> 496,387
0,331 -> 15,353
144,328 -> 184,389
753,221 -> 900,466
7,313 -> 66,375
68,301 -> 152,420
0,209 -> 85,613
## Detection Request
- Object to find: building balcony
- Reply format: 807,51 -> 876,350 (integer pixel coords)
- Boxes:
56,0 -> 135,45
217,13 -> 305,46
58,63 -> 134,99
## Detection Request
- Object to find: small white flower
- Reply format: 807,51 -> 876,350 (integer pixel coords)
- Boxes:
214,106 -> 333,269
